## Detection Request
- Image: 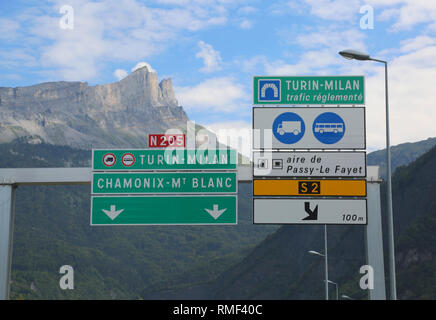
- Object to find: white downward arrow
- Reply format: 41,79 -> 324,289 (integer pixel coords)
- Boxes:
204,204 -> 227,220
102,205 -> 124,220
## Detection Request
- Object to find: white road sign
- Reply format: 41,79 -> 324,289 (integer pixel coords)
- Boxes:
253,151 -> 366,177
253,198 -> 367,225
253,107 -> 365,149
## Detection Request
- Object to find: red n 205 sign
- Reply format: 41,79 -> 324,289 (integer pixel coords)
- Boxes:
148,134 -> 186,148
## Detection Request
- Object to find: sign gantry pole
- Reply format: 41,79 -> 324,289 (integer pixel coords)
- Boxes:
0,184 -> 16,300
0,165 -> 384,300
324,224 -> 329,300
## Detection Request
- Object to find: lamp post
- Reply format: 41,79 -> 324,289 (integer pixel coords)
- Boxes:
308,225 -> 329,300
338,49 -> 397,300
327,280 -> 339,300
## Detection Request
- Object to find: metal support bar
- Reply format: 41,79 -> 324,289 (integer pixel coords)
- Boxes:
324,225 -> 329,300
0,165 -> 383,301
365,166 -> 386,300
0,185 -> 16,300
0,166 -> 253,185
0,168 -> 92,185
237,165 -> 252,182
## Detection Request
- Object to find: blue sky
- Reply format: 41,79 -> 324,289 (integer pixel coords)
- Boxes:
1,0 -> 436,152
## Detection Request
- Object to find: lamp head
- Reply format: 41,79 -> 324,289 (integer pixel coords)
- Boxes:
339,49 -> 370,61
308,250 -> 323,256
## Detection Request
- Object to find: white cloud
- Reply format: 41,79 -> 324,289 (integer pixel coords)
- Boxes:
378,7 -> 400,22
176,77 -> 248,112
240,53 -> 323,76
295,28 -> 366,50
239,55 -> 269,73
0,49 -> 38,68
388,47 -> 436,145
16,0 -> 231,81
381,1 -> 436,31
196,41 -> 222,73
301,0 -> 362,21
244,30 -> 366,76
348,43 -> 436,150
0,18 -> 20,40
239,19 -> 253,29
114,69 -> 128,80
154,0 -> 190,5
131,62 -> 156,73
400,36 -> 436,53
292,0 -> 436,31
237,6 -> 258,15
240,50 -> 335,75
268,26 -> 367,75
364,0 -> 436,31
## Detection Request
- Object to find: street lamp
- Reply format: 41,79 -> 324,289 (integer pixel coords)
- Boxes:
308,250 -> 324,257
338,49 -> 370,60
327,280 -> 338,300
338,49 -> 397,301
308,225 -> 329,300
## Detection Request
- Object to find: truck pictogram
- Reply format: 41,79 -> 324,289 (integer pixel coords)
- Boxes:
277,121 -> 301,135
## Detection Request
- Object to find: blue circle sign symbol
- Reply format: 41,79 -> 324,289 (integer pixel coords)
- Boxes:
272,112 -> 305,144
312,112 -> 346,144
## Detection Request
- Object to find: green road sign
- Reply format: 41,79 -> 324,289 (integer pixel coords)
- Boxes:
93,149 -> 237,171
91,195 -> 237,225
253,75 -> 364,105
92,172 -> 237,194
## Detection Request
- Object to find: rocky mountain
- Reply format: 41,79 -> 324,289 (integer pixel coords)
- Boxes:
0,66 -> 188,149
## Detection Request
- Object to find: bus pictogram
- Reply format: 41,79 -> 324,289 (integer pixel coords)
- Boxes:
314,123 -> 344,134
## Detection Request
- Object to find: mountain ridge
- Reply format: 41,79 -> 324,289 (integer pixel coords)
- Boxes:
0,67 -> 188,149
202,144 -> 436,300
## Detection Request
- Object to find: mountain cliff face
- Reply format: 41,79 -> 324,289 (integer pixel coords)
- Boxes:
0,66 -> 188,149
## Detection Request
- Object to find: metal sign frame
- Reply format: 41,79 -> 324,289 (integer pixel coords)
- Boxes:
90,194 -> 238,226
252,198 -> 368,225
0,165 -> 385,300
252,107 -> 366,150
253,75 -> 365,105
253,151 -> 367,178
92,148 -> 238,171
91,171 -> 238,195
252,179 -> 367,197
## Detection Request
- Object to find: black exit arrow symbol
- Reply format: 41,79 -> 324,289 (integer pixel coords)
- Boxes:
303,202 -> 318,221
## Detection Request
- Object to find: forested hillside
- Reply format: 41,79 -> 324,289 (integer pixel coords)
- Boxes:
2,138 -> 435,299
147,144 -> 436,299
0,139 -> 275,299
